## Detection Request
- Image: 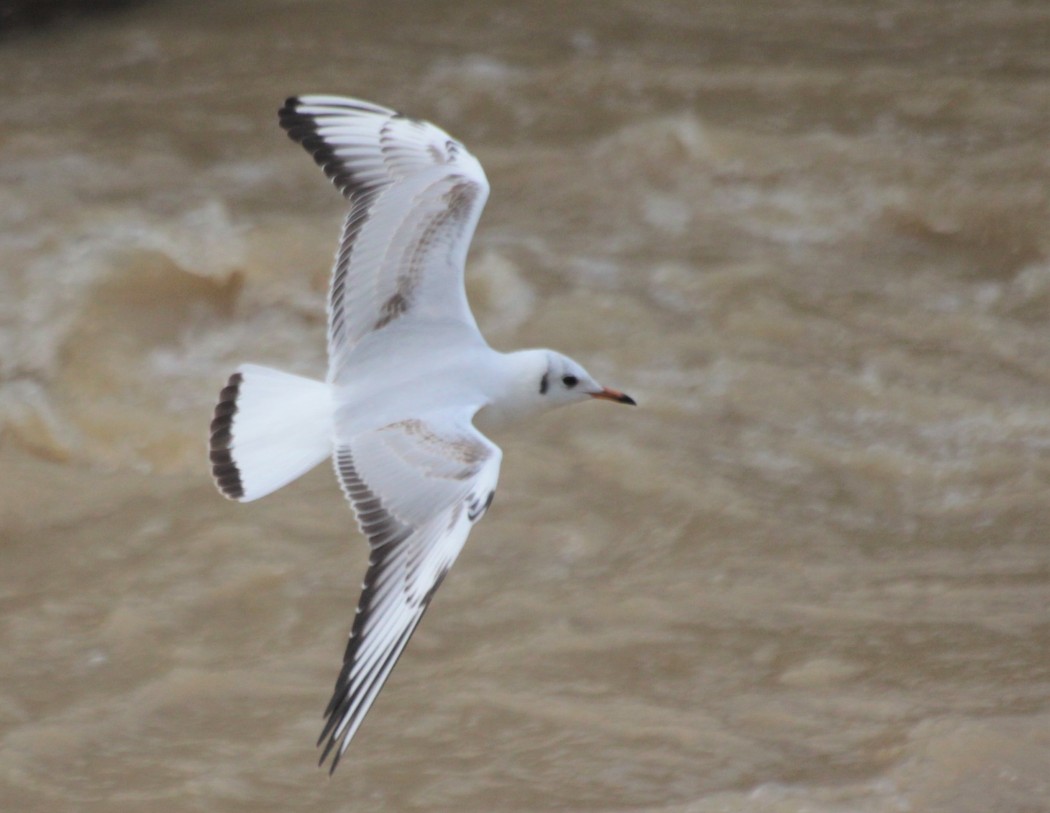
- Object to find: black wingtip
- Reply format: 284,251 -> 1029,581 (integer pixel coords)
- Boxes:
318,735 -> 339,773
278,97 -> 304,136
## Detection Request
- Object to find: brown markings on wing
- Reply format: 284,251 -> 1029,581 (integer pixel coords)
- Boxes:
382,417 -> 491,477
371,180 -> 480,332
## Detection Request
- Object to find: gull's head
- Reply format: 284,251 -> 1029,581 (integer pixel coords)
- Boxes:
478,349 -> 635,432
537,351 -> 636,409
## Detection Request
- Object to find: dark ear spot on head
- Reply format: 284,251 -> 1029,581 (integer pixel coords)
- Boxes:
539,371 -> 549,395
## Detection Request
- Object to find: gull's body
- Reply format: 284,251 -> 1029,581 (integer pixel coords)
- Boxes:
208,96 -> 633,773
333,321 -> 547,435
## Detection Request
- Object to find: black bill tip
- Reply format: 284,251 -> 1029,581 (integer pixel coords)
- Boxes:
591,387 -> 637,406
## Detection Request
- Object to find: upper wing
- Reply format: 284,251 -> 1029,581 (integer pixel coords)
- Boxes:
318,410 -> 502,772
278,96 -> 491,383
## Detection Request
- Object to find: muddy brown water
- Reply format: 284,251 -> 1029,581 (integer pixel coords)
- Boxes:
2,2 -> 1049,811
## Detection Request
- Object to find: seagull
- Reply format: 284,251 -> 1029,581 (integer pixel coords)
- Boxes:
208,95 -> 635,773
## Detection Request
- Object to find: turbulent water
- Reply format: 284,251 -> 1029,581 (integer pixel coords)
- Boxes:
2,2 -> 1050,811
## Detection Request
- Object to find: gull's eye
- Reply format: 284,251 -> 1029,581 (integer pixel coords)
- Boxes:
562,375 -> 578,389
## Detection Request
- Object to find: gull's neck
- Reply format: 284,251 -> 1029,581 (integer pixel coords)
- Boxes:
474,349 -> 550,433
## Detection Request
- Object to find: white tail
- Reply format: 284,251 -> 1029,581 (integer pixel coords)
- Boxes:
209,364 -> 333,502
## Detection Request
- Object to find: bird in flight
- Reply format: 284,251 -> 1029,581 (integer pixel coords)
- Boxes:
208,95 -> 635,773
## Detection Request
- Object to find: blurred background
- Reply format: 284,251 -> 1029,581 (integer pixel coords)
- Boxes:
2,2 -> 1049,811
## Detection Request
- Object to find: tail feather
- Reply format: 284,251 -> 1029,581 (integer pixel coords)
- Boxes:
209,364 -> 333,502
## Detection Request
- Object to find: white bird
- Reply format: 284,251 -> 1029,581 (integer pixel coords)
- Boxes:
208,95 -> 635,773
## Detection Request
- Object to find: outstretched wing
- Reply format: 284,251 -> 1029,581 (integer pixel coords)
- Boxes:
319,409 -> 502,772
278,96 -> 490,384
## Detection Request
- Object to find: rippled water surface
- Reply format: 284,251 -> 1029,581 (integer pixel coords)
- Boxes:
2,2 -> 1050,811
